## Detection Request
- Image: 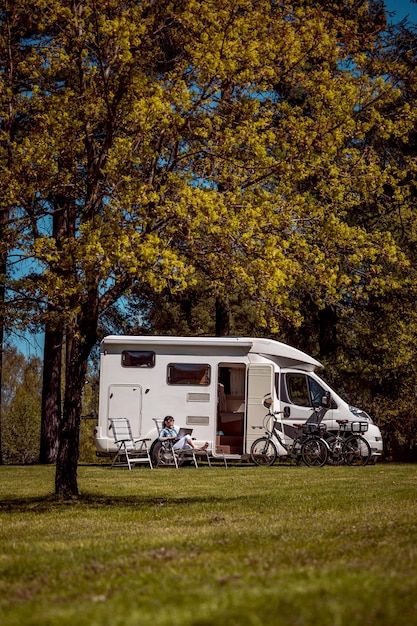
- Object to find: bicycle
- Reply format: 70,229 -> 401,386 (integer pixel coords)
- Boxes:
250,407 -> 329,467
324,419 -> 371,466
299,403 -> 372,466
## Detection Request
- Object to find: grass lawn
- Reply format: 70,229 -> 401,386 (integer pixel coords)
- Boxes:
1,462 -> 417,626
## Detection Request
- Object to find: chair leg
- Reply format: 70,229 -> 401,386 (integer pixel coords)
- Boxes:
190,450 -> 210,468
147,450 -> 153,469
121,443 -> 132,470
111,443 -> 134,470
173,448 -> 199,468
172,446 -> 179,469
138,442 -> 154,469
111,445 -> 123,469
216,449 -> 227,468
203,450 -> 211,468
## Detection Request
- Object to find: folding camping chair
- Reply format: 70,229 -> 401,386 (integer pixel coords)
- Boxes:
109,418 -> 153,470
152,418 -> 211,468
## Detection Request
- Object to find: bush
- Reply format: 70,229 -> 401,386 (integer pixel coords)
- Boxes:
2,352 -> 42,464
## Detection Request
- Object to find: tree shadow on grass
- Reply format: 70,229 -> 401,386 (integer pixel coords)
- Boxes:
0,491 -> 243,513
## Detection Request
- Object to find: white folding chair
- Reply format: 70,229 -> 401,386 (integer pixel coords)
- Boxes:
109,418 -> 153,470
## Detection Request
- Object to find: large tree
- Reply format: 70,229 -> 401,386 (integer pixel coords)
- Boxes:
3,0 -> 416,492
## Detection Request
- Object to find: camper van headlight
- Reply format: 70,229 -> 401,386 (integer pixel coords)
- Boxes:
349,406 -> 373,424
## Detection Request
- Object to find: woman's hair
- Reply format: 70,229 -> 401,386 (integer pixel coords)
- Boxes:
163,415 -> 174,428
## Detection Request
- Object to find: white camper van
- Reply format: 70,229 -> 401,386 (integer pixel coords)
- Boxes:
94,335 -> 383,463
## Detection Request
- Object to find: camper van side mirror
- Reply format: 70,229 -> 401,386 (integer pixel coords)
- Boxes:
321,391 -> 331,408
283,406 -> 290,418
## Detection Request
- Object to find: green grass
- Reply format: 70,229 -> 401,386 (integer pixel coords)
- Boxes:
1,463 -> 417,626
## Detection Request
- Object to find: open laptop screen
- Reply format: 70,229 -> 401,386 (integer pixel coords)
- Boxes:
176,427 -> 193,439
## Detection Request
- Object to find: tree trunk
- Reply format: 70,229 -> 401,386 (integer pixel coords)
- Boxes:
55,329 -> 85,498
0,291 -> 3,466
0,197 -> 8,467
318,305 -> 338,357
41,179 -> 75,464
215,295 -> 230,336
39,324 -> 62,463
55,286 -> 99,498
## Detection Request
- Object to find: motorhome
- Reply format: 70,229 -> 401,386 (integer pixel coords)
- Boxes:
94,335 -> 383,463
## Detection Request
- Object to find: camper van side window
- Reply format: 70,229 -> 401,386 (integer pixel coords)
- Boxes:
308,377 -> 326,407
122,351 -> 156,368
167,363 -> 211,385
286,374 -> 310,406
285,373 -> 326,407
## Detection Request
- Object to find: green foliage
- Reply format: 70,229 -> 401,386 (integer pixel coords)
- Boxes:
1,464 -> 417,626
2,0 -> 417,486
1,347 -> 42,464
3,0 -> 410,331
78,417 -> 100,464
79,366 -> 102,464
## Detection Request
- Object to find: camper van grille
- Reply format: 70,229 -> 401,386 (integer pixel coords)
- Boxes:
187,393 -> 210,402
186,416 -> 210,426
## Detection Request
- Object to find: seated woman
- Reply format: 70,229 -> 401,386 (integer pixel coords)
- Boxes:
159,416 -> 208,451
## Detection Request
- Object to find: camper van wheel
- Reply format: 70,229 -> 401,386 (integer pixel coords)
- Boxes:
152,441 -> 184,468
250,438 -> 278,466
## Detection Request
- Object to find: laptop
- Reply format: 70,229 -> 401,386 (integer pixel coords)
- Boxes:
176,427 -> 193,439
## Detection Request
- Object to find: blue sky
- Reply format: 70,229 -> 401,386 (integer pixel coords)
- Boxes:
384,0 -> 417,23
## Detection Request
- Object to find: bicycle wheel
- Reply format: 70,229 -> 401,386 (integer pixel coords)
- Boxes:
326,435 -> 345,466
342,435 -> 371,466
250,437 -> 278,466
301,437 -> 328,467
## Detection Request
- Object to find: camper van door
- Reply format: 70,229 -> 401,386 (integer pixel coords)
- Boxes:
279,370 -> 331,442
107,384 -> 143,438
245,363 -> 275,453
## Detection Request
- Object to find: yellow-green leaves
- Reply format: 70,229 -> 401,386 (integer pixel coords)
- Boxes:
3,0 -> 416,337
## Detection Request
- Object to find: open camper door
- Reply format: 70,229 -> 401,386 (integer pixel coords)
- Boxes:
245,363 -> 274,453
